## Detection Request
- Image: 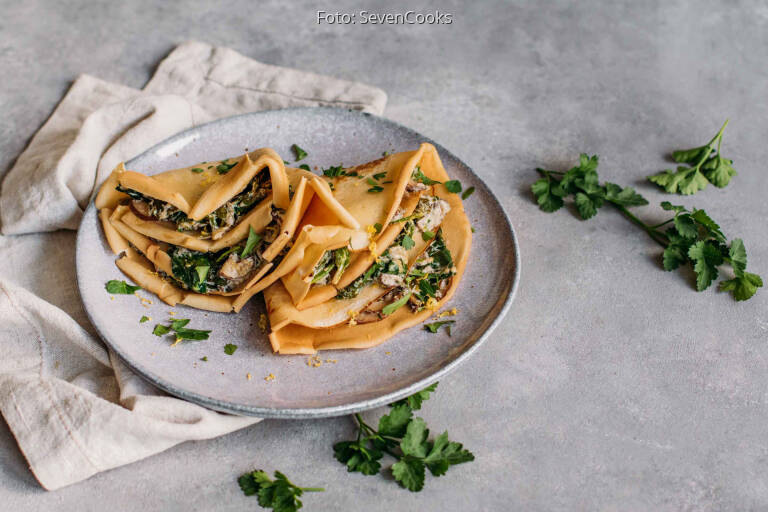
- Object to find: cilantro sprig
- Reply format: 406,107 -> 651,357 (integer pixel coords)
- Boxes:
532,154 -> 761,301
333,382 -> 474,492
238,470 -> 323,512
648,120 -> 736,195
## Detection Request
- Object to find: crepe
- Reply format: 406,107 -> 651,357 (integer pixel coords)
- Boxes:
263,143 -> 472,354
95,149 -> 359,312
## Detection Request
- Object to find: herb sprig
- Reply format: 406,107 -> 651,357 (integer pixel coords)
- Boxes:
333,382 -> 474,492
532,154 -> 761,301
238,470 -> 323,512
648,120 -> 736,195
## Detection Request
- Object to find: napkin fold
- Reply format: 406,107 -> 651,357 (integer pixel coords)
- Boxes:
0,41 -> 386,490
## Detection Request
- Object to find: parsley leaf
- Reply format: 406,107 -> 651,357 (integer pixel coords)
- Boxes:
153,324 -> 170,336
322,165 -> 344,177
382,290 -> 411,316
224,343 -> 238,355
238,470 -> 323,510
391,457 -> 426,492
648,120 -> 735,194
105,280 -> 141,294
378,403 -> 413,437
720,272 -> 763,301
423,431 -> 475,476
401,234 -> 415,250
170,318 -> 190,330
333,440 -> 383,475
443,180 -> 462,193
392,382 -> 438,410
298,163 -> 311,171
216,159 -> 237,174
153,318 -> 211,341
139,315 -> 149,323
424,320 -> 454,334
291,144 -> 308,161
241,226 -> 262,258
191,167 -> 204,173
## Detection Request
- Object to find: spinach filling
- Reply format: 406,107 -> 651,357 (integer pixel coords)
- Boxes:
166,244 -> 264,294
336,221 -> 415,300
310,247 -> 351,285
116,168 -> 271,238
356,230 -> 455,322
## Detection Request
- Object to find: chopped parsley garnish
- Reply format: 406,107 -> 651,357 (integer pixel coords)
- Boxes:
421,230 -> 435,241
139,315 -> 149,323
381,290 -> 411,316
411,167 -> 440,186
105,280 -> 141,294
333,382 -> 473,492
461,186 -> 475,200
373,223 -> 382,233
443,180 -> 462,193
298,164 -> 311,171
401,234 -> 415,250
291,144 -> 308,161
411,167 -> 463,194
367,176 -> 384,192
153,324 -> 170,336
238,470 -> 323,510
201,356 -> 208,362
216,159 -> 238,174
372,172 -> 387,181
322,165 -> 344,177
153,318 -> 211,341
424,320 -> 455,334
191,167 -> 204,173
224,343 -> 238,355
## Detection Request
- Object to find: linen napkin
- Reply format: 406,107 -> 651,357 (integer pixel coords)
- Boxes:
0,41 -> 386,490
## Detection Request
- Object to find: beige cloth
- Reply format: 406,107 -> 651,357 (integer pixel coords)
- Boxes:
0,41 -> 386,490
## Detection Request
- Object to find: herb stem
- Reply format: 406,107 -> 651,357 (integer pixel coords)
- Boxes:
300,487 -> 325,493
613,205 -> 668,248
649,218 -> 674,229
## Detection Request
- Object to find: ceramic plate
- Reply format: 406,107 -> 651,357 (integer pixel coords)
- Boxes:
76,107 -> 520,418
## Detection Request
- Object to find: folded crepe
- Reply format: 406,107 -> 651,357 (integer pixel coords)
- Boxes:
263,143 -> 472,354
95,149 -> 359,312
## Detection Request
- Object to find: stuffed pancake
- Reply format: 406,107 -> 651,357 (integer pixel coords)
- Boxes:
262,143 -> 472,353
95,149 -> 357,312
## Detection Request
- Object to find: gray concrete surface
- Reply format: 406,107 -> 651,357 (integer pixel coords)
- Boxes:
1,0 -> 768,510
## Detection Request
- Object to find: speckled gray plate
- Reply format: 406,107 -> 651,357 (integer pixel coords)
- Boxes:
76,107 -> 520,419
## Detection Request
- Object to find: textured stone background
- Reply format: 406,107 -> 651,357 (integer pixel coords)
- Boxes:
1,1 -> 767,510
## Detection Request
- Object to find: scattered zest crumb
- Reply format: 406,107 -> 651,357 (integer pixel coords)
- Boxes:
307,355 -> 323,367
385,351 -> 391,355
171,336 -> 182,347
437,308 -> 458,319
168,311 -> 176,316
264,373 -> 276,382
110,296 -> 114,301
247,373 -> 252,381
348,310 -> 358,326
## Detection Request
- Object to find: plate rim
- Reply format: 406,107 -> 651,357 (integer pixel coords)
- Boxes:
76,106 -> 521,419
